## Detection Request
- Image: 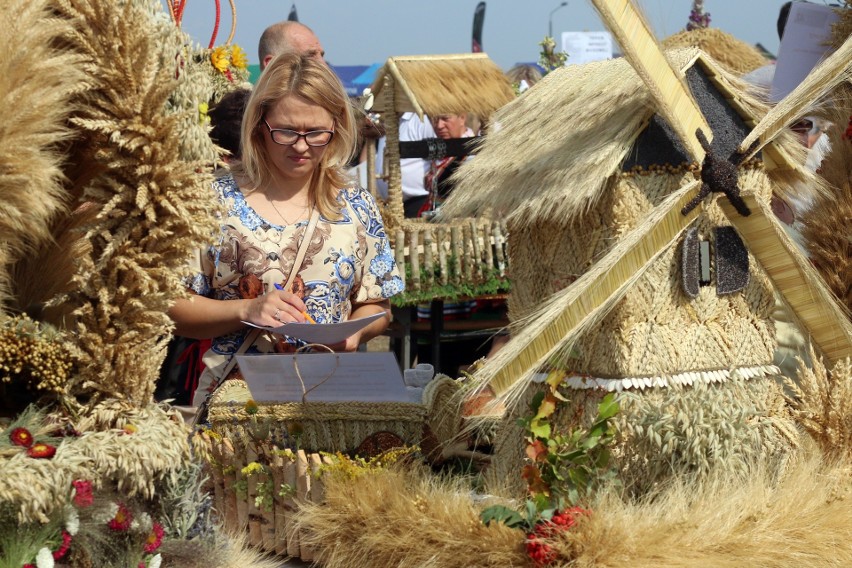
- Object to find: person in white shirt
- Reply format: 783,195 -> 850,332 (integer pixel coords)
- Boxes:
375,112 -> 436,218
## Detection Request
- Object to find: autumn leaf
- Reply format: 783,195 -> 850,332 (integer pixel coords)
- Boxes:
522,464 -> 550,495
526,438 -> 548,462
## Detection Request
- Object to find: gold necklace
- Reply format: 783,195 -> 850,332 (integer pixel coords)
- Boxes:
267,195 -> 311,226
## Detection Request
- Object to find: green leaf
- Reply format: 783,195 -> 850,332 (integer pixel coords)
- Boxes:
530,391 -> 545,413
597,394 -> 620,420
529,420 -> 551,439
480,505 -> 525,529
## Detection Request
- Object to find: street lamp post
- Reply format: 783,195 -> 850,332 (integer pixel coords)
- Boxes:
549,1 -> 568,38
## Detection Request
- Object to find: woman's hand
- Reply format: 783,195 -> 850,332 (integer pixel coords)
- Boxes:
242,290 -> 308,327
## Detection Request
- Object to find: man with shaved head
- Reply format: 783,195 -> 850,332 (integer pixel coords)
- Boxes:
258,21 -> 324,69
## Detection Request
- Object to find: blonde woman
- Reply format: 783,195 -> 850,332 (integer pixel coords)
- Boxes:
170,53 -> 403,406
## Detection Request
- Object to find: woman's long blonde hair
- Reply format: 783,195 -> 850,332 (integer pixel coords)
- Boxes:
235,52 -> 357,220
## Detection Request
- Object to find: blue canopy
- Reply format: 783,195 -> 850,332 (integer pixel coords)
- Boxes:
351,62 -> 382,90
330,64 -> 369,97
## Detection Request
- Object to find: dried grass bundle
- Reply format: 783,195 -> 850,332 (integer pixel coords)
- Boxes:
159,529 -> 282,568
662,28 -> 768,76
785,349 -> 852,462
802,88 -> 852,312
551,449 -> 852,567
290,465 -> 528,568
0,0 -> 87,308
50,0 -> 219,405
829,1 -> 852,49
0,401 -> 190,523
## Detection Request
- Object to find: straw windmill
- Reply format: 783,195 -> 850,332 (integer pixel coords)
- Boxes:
367,54 -> 515,301
442,0 -> 852,494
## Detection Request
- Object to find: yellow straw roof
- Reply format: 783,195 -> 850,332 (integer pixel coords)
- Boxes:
370,53 -> 515,120
441,48 -> 783,227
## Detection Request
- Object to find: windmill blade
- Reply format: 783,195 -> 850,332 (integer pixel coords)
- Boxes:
718,195 -> 852,364
591,0 -> 710,162
481,181 -> 701,396
738,34 -> 852,155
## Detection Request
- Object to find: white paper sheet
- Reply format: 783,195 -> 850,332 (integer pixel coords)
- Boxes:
241,312 -> 386,345
770,3 -> 839,102
235,351 -> 411,403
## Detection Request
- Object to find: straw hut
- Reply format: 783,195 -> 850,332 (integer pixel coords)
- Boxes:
368,53 -> 515,301
443,0 -> 852,497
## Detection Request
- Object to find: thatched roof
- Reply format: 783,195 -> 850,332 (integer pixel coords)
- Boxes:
370,53 -> 515,120
441,48 -> 783,227
662,28 -> 768,76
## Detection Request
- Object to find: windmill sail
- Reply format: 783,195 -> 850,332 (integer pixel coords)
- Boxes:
591,0 -> 710,162
287,3 -> 298,22
472,2 -> 486,53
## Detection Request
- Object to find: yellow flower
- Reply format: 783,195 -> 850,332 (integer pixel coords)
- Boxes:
210,46 -> 230,73
231,44 -> 248,70
244,399 -> 259,415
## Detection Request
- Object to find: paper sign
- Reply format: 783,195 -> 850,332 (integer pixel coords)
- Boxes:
242,312 -> 386,345
235,351 -> 410,403
770,3 -> 840,102
561,31 -> 614,65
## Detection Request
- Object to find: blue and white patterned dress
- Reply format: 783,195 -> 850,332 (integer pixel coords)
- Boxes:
189,174 -> 403,404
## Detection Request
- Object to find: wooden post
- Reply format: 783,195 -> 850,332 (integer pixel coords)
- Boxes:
438,227 -> 449,285
395,228 -> 406,288
284,457 -> 300,558
409,227 -> 420,292
272,453 -> 288,556
483,220 -> 494,276
384,74 -> 404,233
450,226 -> 462,285
470,219 -> 483,281
462,223 -> 474,282
423,228 -> 434,288
493,223 -> 506,277
296,450 -> 312,561
246,446 -> 262,546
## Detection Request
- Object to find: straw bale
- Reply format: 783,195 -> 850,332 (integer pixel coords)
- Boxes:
662,28 -> 768,76
371,54 -> 514,120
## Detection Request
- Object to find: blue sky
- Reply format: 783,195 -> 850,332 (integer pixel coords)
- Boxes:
167,0 -> 788,69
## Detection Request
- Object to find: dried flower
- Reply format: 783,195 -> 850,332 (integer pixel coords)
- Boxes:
72,480 -> 94,508
108,502 -> 133,531
10,427 -> 34,447
36,546 -> 54,568
144,522 -> 165,553
210,46 -> 230,73
123,423 -> 137,435
231,44 -> 248,69
53,531 -> 72,560
244,399 -> 259,415
66,508 -> 80,535
27,443 -> 56,459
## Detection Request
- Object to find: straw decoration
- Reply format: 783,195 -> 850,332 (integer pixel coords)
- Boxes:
718,194 -> 852,364
478,181 -> 700,398
591,0 -> 710,162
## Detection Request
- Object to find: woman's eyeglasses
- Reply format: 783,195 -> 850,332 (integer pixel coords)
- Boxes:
263,119 -> 334,147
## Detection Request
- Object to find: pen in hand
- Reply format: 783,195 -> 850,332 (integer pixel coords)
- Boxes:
274,282 -> 316,324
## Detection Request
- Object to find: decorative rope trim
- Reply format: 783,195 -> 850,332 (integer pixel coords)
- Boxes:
546,364 -> 781,392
